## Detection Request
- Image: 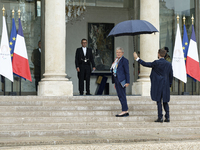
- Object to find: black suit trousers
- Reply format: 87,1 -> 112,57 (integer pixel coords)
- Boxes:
79,65 -> 91,94
157,100 -> 169,119
114,76 -> 128,111
35,76 -> 41,92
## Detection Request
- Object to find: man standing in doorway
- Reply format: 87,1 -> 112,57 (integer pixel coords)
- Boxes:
133,49 -> 173,122
75,39 -> 95,95
31,40 -> 41,92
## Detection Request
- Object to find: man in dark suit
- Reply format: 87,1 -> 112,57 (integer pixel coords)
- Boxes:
75,39 -> 95,95
31,41 -> 41,92
133,49 -> 173,122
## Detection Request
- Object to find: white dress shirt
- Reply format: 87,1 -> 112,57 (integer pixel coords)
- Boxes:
82,47 -> 87,56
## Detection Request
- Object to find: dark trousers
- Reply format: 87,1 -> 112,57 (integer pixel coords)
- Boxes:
157,100 -> 169,119
79,65 -> 91,94
114,76 -> 128,111
35,76 -> 41,92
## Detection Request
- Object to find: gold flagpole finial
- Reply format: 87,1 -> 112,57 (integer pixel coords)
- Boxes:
191,14 -> 194,25
12,9 -> 15,18
177,14 -> 179,24
18,9 -> 21,18
2,6 -> 5,16
183,15 -> 186,25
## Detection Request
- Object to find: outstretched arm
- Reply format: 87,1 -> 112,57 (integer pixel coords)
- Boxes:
133,52 -> 154,68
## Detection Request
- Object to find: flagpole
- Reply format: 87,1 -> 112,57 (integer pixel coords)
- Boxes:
2,6 -> 6,96
11,9 -> 14,96
191,14 -> 194,95
183,15 -> 186,95
182,15 -> 189,95
19,77 -> 21,96
183,15 -> 186,94
18,8 -> 22,96
191,14 -> 194,25
2,5 -> 5,16
177,15 -> 180,95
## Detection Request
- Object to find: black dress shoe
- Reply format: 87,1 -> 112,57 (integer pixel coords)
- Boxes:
116,113 -> 129,117
164,118 -> 170,122
154,118 -> 163,123
86,93 -> 92,95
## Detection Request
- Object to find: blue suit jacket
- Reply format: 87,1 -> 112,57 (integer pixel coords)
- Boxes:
138,58 -> 173,102
112,56 -> 130,84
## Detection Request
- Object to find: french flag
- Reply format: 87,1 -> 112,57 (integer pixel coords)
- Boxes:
12,18 -> 32,82
186,25 -> 200,81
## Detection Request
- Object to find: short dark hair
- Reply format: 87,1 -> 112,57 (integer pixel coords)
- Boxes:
81,38 -> 87,43
158,49 -> 166,57
163,47 -> 169,52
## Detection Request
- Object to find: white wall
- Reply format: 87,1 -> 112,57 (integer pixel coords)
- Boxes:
66,6 -> 134,95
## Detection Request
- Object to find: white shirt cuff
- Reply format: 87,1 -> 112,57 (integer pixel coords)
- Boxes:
136,57 -> 140,61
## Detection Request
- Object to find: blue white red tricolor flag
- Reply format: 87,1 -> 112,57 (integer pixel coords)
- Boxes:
12,18 -> 32,82
0,16 -> 13,82
186,25 -> 200,81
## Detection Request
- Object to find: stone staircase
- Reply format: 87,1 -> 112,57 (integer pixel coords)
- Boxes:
0,96 -> 200,147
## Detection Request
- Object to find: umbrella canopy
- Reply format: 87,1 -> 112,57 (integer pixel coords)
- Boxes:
108,20 -> 159,37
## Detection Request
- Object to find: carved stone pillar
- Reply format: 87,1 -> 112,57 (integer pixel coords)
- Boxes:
38,0 -> 73,96
132,0 -> 159,96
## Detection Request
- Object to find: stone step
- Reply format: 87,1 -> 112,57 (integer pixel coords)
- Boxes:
0,95 -> 199,102
1,109 -> 200,117
43,100 -> 200,105
0,101 -> 43,106
0,96 -> 140,101
0,96 -> 199,147
2,135 -> 200,148
0,96 -> 200,106
2,140 -> 200,150
0,100 -> 156,106
0,114 -> 199,124
0,121 -> 199,131
0,126 -> 200,137
0,100 -> 199,107
0,98 -> 199,108
1,135 -> 200,148
1,104 -> 200,112
70,95 -> 200,101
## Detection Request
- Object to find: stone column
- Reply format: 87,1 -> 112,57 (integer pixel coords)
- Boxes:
132,0 -> 159,96
195,0 -> 200,94
38,0 -> 73,96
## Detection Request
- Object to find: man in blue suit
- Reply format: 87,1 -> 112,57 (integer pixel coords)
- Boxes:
133,49 -> 173,122
111,47 -> 130,117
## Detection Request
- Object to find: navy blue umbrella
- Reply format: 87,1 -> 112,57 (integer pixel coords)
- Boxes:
108,20 -> 158,37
